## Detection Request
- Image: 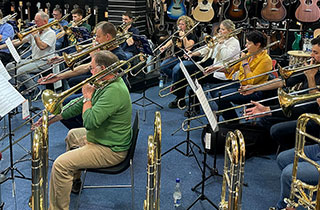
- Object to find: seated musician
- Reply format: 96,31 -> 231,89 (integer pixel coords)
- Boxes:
242,35 -> 320,150
1,11 -> 56,99
39,21 -> 127,130
34,50 -> 132,209
206,30 -> 272,121
69,7 -> 91,33
49,7 -> 68,50
0,10 -> 15,66
120,11 -> 140,59
170,19 -> 241,110
159,15 -> 197,108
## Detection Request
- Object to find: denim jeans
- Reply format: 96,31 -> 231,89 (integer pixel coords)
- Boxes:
276,144 -> 320,209
160,57 -> 192,82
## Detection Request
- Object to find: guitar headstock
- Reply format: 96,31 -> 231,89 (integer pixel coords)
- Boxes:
73,4 -> 80,9
105,7 -> 108,19
26,2 -> 31,7
36,2 -> 41,11
19,1 -> 23,8
10,1 -> 15,12
64,4 -> 69,15
55,4 -> 60,9
45,2 -> 51,15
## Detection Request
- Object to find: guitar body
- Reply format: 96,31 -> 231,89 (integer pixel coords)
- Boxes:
261,0 -> 287,22
167,0 -> 187,20
224,0 -> 248,22
295,0 -> 320,22
292,32 -> 301,50
192,0 -> 215,22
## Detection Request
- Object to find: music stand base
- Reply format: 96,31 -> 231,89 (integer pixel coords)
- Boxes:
187,194 -> 219,210
132,91 -> 163,121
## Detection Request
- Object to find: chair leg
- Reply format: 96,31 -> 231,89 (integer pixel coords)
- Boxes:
130,159 -> 134,210
76,170 -> 87,210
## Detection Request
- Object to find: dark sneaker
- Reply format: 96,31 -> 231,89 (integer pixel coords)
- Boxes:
71,179 -> 82,194
168,98 -> 185,109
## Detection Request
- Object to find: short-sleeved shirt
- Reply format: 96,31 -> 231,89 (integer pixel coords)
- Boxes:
25,27 -> 56,59
174,33 -> 197,58
49,18 -> 68,47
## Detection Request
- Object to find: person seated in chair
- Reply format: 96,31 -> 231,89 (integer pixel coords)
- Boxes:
49,7 -> 68,51
158,15 -> 197,108
34,50 -> 132,210
242,35 -> 320,150
0,10 -> 15,66
120,10 -> 140,60
1,11 -> 56,100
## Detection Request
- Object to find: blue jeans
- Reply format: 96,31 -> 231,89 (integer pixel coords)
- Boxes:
210,83 -> 264,120
276,144 -> 320,209
159,57 -> 179,80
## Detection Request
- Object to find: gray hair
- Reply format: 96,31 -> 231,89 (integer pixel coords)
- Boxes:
36,11 -> 49,21
221,19 -> 235,32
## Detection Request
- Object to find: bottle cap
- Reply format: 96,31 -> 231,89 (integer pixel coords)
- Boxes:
176,178 -> 180,183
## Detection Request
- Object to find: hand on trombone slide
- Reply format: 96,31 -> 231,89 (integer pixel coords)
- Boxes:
243,101 -> 271,120
38,73 -> 59,84
203,65 -> 226,75
238,85 -> 255,96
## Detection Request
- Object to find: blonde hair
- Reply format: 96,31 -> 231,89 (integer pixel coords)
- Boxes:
176,15 -> 195,31
221,19 -> 235,32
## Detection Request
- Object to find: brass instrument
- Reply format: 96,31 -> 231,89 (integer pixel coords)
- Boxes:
0,13 -> 17,24
279,60 -> 320,79
16,14 -> 69,41
117,16 -> 140,35
181,87 -> 320,132
42,53 -> 146,115
173,22 -> 200,48
278,87 -> 320,117
144,111 -> 162,210
30,109 -> 49,210
65,14 -> 92,45
204,27 -> 243,49
180,62 -> 320,110
158,41 -> 280,98
284,113 -> 320,209
219,129 -> 245,210
63,32 -> 131,67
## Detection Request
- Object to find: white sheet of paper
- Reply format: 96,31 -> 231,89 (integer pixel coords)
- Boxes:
0,74 -> 25,117
53,65 -> 62,90
205,132 -> 211,150
180,59 -> 217,131
0,60 -> 11,80
22,100 -> 30,119
6,38 -> 21,63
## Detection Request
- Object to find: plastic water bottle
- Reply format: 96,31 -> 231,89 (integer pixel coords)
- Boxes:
173,178 -> 182,207
303,33 -> 309,52
159,76 -> 164,88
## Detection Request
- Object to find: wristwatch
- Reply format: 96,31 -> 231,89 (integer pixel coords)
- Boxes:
83,97 -> 91,103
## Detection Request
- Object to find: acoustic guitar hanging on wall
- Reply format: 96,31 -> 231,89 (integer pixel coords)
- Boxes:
295,0 -> 320,22
224,0 -> 248,22
167,0 -> 187,20
261,0 -> 287,22
192,0 -> 215,22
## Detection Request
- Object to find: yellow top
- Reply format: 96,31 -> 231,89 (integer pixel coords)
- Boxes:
225,50 -> 272,86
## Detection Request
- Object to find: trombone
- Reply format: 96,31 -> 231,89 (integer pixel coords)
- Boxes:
219,129 -> 245,210
181,87 -> 320,132
42,53 -> 146,115
284,113 -> 320,209
0,13 -> 17,24
158,40 -> 280,98
117,16 -> 140,35
63,32 -> 131,67
180,63 -> 320,110
16,14 -> 69,41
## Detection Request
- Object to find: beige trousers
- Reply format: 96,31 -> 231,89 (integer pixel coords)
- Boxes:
48,128 -> 127,210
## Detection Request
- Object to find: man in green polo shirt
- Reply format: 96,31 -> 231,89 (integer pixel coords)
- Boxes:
42,50 -> 132,210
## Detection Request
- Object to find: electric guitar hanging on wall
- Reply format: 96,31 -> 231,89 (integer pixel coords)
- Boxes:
85,5 -> 91,24
192,0 -> 215,22
45,2 -> 51,17
295,0 -> 320,22
93,6 -> 99,26
224,0 -> 248,22
64,4 -> 70,16
167,0 -> 187,20
26,2 -> 31,23
261,0 -> 287,22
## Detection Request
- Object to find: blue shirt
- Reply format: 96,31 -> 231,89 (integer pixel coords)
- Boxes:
49,18 -> 68,49
0,23 -> 14,54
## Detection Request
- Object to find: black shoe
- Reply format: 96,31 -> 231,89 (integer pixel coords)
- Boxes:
168,98 -> 185,109
71,179 -> 82,194
184,105 -> 200,117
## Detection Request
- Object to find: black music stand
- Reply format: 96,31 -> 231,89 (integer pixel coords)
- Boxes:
187,129 -> 218,210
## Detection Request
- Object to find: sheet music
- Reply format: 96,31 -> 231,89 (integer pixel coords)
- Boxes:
180,59 -> 218,131
5,38 -> 21,63
0,60 -> 11,80
0,74 -> 25,117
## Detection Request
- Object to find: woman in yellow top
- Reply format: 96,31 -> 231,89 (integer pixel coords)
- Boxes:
208,30 -> 272,121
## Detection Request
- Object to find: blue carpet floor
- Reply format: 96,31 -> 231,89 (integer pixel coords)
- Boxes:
0,85 -> 282,210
